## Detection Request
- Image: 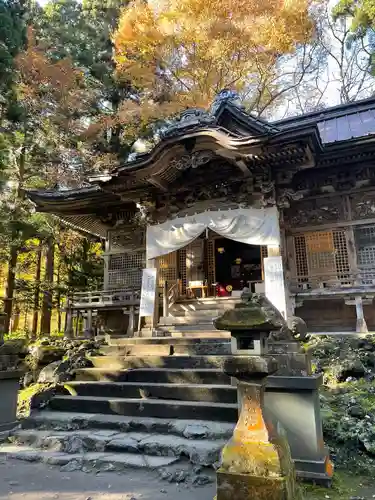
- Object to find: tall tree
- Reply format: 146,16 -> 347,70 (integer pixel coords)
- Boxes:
1,27 -> 94,334
112,0 -> 316,129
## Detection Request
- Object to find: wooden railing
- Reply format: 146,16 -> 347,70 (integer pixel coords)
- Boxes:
162,280 -> 180,317
290,270 -> 375,295
65,287 -> 141,338
69,288 -> 140,309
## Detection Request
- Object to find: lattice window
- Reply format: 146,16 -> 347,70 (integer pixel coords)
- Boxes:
158,252 -> 178,286
207,240 -> 216,290
108,251 -> 145,289
178,248 -> 187,294
333,231 -> 350,277
294,235 -> 308,278
293,230 -> 349,287
260,246 -> 268,280
305,232 -> 335,274
355,225 -> 375,267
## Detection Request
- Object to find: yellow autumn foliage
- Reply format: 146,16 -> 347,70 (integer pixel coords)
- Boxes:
113,0 -> 317,128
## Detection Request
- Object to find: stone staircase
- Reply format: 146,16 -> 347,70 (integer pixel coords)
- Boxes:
0,326 -> 238,484
141,297 -> 238,337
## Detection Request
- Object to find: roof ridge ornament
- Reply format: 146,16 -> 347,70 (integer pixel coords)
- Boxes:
159,107 -> 216,139
210,88 -> 243,114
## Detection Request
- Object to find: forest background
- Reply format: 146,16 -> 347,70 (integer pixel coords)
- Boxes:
0,0 -> 374,338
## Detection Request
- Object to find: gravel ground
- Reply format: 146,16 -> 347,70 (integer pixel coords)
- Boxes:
0,459 -> 215,500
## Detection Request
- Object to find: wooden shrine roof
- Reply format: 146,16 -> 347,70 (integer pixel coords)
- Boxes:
26,92 -> 375,237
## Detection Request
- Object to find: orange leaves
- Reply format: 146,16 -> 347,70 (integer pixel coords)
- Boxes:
15,27 -> 88,121
112,0 -> 317,132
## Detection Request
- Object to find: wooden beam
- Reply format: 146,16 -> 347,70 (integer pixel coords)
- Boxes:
288,218 -> 375,234
148,176 -> 168,192
236,160 -> 251,177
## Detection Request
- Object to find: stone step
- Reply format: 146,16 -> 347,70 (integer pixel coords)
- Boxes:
158,317 -> 216,326
64,381 -> 237,404
155,325 -> 230,335
100,342 -> 230,356
89,355 -> 230,370
108,336 -> 229,346
0,444 -> 180,470
168,310 -> 221,318
22,411 -> 235,440
49,395 -> 238,422
75,368 -> 231,385
173,298 -> 240,308
9,428 -> 226,466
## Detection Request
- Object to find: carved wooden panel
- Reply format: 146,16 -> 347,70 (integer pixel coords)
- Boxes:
109,228 -> 145,250
351,192 -> 375,221
284,196 -> 345,227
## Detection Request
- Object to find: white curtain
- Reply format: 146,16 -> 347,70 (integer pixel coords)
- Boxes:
146,207 -> 280,260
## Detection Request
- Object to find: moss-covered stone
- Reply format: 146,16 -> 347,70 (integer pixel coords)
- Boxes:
214,293 -> 285,332
217,471 -> 303,500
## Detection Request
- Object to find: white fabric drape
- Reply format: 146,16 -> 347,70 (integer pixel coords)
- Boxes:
146,207 -> 280,260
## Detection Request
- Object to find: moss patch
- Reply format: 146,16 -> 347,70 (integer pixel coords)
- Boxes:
302,471 -> 372,499
17,383 -> 56,418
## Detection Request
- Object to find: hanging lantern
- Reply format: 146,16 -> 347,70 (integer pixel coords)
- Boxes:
235,258 -> 242,265
217,247 -> 225,254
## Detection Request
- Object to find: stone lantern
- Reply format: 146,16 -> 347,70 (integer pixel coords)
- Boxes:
215,292 -> 333,488
214,293 -> 303,500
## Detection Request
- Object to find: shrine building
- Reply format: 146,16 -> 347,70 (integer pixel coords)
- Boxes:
27,91 -> 375,335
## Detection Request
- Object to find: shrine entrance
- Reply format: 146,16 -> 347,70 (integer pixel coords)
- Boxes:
148,206 -> 281,311
214,238 -> 268,296
157,232 -> 268,301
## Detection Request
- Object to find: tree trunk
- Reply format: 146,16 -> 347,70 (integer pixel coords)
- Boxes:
40,238 -> 55,335
4,130 -> 27,334
3,245 -> 18,334
31,243 -> 43,339
56,252 -> 62,332
12,305 -> 20,332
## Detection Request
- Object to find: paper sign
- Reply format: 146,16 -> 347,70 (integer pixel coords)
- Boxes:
139,268 -> 157,318
264,256 -> 287,319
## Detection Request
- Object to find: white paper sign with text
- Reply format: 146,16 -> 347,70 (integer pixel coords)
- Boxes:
139,268 -> 157,318
264,256 -> 287,319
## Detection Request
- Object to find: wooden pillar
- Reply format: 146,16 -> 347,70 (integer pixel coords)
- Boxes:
64,298 -> 74,338
148,258 -> 159,332
163,281 -> 168,317
84,309 -> 93,338
103,237 -> 110,290
126,306 -> 135,336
